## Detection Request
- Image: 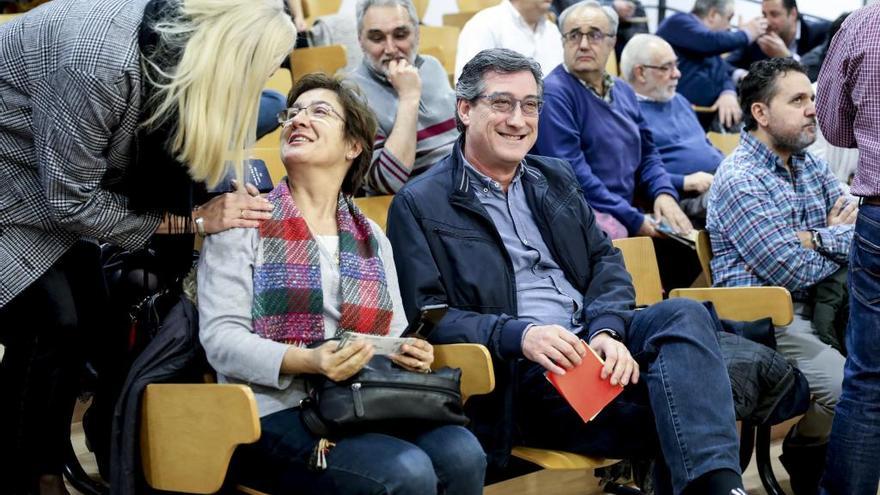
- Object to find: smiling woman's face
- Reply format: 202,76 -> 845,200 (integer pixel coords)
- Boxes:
280,88 -> 350,169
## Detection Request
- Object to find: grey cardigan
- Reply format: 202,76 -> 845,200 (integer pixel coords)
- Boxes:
197,221 -> 408,417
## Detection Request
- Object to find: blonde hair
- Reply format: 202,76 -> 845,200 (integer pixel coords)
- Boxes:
142,0 -> 296,187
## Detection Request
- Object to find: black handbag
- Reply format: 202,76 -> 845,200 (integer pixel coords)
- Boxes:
300,355 -> 469,438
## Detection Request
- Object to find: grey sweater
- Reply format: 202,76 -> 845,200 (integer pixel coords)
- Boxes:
197,221 -> 408,418
348,56 -> 459,194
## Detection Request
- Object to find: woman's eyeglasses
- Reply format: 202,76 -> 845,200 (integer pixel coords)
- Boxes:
277,101 -> 345,127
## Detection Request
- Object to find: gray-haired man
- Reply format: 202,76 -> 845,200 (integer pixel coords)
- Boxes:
388,47 -> 745,495
349,0 -> 458,194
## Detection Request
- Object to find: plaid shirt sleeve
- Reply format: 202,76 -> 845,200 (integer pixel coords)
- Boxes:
32,66 -> 161,249
812,160 -> 854,258
711,168 -> 842,292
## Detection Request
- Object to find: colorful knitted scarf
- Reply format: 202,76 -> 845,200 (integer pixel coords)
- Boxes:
252,180 -> 393,346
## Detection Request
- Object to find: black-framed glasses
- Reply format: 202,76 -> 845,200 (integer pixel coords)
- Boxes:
277,101 -> 345,127
476,93 -> 543,116
562,28 -> 615,45
641,62 -> 679,73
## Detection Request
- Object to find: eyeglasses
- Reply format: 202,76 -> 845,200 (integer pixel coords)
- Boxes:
277,101 -> 345,127
476,93 -> 543,116
562,28 -> 615,45
641,62 -> 679,74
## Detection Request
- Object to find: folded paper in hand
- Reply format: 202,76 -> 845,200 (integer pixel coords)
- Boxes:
545,342 -> 624,422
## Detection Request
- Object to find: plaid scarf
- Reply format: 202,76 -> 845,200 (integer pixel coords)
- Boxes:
252,180 -> 393,346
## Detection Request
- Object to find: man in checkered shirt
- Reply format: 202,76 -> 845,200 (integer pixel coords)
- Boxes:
816,4 -> 880,494
706,58 -> 855,495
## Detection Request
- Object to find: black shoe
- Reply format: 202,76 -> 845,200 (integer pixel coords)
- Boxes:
779,427 -> 827,495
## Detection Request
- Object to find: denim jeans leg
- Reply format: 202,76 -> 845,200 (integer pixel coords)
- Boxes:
821,205 -> 880,495
239,408 -> 441,494
407,424 -> 486,495
628,299 -> 741,494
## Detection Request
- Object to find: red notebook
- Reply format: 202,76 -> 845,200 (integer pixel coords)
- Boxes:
545,342 -> 624,422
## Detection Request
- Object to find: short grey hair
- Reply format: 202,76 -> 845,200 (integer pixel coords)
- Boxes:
619,34 -> 669,82
691,0 -> 734,18
557,0 -> 619,36
454,48 -> 544,132
356,0 -> 420,36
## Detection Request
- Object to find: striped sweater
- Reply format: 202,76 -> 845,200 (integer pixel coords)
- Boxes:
349,56 -> 458,194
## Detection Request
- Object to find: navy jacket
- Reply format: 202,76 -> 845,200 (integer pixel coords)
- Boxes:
727,16 -> 830,70
657,12 -> 751,107
387,139 -> 635,466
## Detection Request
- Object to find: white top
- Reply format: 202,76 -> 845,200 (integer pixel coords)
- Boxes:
197,221 -> 408,417
454,1 -> 564,82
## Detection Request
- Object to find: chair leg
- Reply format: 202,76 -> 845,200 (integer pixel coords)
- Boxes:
739,421 -> 756,472
756,423 -> 787,495
63,436 -> 108,495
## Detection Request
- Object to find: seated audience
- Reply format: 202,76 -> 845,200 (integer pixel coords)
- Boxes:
620,34 -> 725,222
534,1 -> 692,239
656,0 -> 766,129
707,58 -> 853,495
349,0 -> 458,195
455,0 -> 563,82
197,73 -> 486,494
535,1 -> 702,289
726,0 -> 830,73
388,47 -> 745,495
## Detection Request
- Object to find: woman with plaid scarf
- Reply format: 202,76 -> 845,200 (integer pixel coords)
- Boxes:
197,73 -> 486,494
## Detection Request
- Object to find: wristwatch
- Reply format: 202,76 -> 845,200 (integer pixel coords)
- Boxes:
594,329 -> 623,342
809,229 -> 823,251
194,216 -> 206,237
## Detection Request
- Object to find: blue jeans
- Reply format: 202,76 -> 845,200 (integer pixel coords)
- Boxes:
233,408 -> 486,495
821,204 -> 880,495
518,299 -> 741,495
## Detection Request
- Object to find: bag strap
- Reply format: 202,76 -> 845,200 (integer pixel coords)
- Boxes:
300,398 -> 331,437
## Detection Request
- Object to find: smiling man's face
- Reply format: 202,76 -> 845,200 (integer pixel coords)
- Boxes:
457,70 -> 540,171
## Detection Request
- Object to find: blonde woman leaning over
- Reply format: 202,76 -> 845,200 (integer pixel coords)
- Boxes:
197,74 -> 486,494
0,1 -> 295,492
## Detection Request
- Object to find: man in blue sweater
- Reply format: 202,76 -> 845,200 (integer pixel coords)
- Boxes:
656,0 -> 767,129
620,34 -> 725,222
534,1 -> 692,239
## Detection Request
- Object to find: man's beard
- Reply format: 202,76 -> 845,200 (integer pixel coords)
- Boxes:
769,124 -> 817,154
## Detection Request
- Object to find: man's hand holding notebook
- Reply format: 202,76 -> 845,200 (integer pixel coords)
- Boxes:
544,334 -> 638,422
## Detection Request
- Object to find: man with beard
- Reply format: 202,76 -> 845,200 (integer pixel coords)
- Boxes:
621,34 -> 724,223
349,0 -> 458,194
706,58 -> 855,495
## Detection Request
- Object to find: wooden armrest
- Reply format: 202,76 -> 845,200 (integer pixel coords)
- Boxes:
670,287 -> 794,326
141,384 -> 261,494
432,344 -> 496,403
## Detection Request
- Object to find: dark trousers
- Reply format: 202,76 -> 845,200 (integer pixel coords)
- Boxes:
0,241 -> 104,493
517,299 -> 741,495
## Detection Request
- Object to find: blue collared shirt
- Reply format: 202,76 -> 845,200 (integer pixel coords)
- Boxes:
707,131 -> 853,298
463,157 -> 584,332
